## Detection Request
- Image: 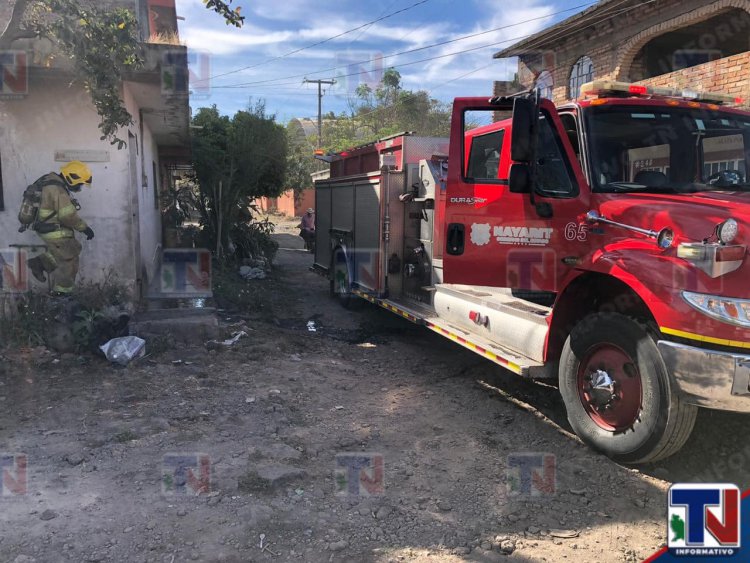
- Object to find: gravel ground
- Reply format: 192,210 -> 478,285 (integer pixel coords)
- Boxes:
0,217 -> 748,563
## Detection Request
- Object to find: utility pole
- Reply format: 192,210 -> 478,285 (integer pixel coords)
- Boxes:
304,78 -> 336,148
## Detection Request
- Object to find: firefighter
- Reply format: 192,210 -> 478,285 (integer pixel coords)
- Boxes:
24,161 -> 95,295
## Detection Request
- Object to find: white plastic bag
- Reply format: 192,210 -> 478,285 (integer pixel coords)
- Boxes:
100,336 -> 146,366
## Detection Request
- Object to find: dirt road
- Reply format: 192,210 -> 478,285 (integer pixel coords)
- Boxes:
1,218 -> 747,563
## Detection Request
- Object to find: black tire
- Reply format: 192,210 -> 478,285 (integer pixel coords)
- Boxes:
559,312 -> 697,464
329,248 -> 353,308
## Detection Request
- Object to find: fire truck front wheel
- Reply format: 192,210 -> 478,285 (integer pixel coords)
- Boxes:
559,313 -> 697,464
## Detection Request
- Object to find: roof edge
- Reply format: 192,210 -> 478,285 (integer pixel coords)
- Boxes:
493,0 -> 625,59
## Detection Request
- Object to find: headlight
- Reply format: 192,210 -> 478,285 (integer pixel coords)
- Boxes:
682,291 -> 750,328
717,219 -> 739,244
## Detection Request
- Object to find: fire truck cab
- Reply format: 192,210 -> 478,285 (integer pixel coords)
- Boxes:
315,81 -> 750,464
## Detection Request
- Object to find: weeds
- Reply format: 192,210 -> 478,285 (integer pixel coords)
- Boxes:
148,334 -> 174,356
73,270 -> 131,311
0,292 -> 61,347
0,270 -> 131,351
72,309 -> 106,350
212,264 -> 267,312
114,430 -> 138,443
147,31 -> 183,45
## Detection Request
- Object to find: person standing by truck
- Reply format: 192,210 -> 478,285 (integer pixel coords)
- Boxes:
299,207 -> 315,252
18,161 -> 95,295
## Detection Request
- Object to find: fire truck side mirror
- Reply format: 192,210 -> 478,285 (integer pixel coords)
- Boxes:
509,163 -> 532,194
510,97 -> 537,163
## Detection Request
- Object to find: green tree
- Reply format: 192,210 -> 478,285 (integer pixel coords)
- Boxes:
285,122 -> 319,196
0,0 -> 244,148
321,111 -> 368,153
191,102 -> 287,257
323,68 -> 452,152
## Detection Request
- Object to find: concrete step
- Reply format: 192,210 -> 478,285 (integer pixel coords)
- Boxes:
131,297 -> 220,345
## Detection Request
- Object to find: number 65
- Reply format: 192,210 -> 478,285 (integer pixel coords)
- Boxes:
564,222 -> 588,242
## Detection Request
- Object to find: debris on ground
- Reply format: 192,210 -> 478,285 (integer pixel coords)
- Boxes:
550,529 -> 581,539
99,336 -> 146,366
239,265 -> 267,280
0,217 -> 743,563
205,330 -> 248,350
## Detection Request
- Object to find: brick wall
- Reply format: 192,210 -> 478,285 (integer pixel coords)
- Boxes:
503,0 -> 750,104
253,189 -> 316,218
639,51 -> 750,100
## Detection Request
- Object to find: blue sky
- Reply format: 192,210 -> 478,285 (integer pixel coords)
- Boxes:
175,0 -> 593,124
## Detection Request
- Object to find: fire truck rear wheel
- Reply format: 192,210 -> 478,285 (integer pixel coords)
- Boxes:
559,312 -> 697,464
329,248 -> 353,308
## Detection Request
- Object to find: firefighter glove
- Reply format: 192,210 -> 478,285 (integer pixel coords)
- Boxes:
83,227 -> 95,240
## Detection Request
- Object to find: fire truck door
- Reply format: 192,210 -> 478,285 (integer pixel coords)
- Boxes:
444,100 -> 590,292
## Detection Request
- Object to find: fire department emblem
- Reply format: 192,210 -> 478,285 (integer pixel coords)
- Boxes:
470,223 -> 491,246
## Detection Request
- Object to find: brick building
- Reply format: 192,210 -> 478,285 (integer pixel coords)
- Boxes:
494,0 -> 750,104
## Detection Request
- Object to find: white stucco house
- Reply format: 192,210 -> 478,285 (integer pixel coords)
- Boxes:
0,0 -> 191,299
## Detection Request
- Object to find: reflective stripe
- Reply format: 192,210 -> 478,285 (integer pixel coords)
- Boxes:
58,204 -> 77,218
42,252 -> 58,268
660,326 -> 750,350
38,208 -> 55,220
40,228 -> 74,240
53,284 -> 74,294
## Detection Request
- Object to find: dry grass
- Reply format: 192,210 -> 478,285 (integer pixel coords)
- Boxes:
147,31 -> 184,46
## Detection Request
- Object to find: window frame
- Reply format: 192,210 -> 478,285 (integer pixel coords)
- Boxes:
569,56 -> 595,100
465,129 -> 506,183
535,70 -> 554,100
534,110 -> 580,199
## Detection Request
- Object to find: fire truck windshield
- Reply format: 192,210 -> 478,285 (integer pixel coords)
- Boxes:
584,105 -> 750,193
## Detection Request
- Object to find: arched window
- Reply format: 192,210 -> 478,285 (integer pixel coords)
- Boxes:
569,56 -> 594,99
535,70 -> 554,100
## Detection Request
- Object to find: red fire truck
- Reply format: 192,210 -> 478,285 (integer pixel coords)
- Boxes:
313,81 -> 750,463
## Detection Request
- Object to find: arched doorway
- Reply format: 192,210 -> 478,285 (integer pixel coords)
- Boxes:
618,5 -> 750,81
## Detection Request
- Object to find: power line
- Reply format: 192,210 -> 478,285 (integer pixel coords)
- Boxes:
269,0 -> 659,129
210,2 -> 596,89
195,0 -> 433,84
304,78 -> 337,147
428,61 -> 497,93
346,0 -> 400,47
213,0 -> 653,91
510,0 -> 633,55
209,0 -> 657,138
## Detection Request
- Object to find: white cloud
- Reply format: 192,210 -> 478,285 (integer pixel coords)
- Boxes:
175,0 -> 562,118
180,21 -> 447,57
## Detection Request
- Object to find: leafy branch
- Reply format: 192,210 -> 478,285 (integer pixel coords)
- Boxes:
203,0 -> 245,27
1,0 -> 245,149
34,1 -> 143,149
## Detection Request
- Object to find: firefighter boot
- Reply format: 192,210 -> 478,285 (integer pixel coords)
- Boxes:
26,256 -> 47,283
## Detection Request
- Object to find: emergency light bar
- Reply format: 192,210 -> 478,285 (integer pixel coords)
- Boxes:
579,80 -> 745,106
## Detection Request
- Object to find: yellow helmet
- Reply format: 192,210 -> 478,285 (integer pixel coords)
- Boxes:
60,161 -> 93,187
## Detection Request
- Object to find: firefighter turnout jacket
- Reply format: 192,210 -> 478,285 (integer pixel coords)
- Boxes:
36,173 -> 89,239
